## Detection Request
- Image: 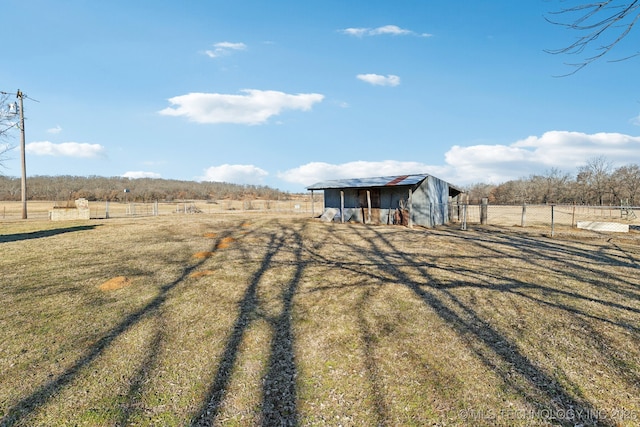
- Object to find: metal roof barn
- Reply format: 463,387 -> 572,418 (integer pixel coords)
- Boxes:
307,174 -> 463,227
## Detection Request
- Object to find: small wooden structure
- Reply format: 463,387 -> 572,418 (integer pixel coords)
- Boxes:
308,173 -> 463,227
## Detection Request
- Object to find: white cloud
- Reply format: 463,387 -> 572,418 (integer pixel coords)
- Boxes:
278,131 -> 640,190
26,141 -> 106,158
198,164 -> 268,185
444,131 -> 640,185
357,73 -> 400,87
159,89 -> 324,125
205,41 -> 247,58
371,25 -> 413,36
122,171 -> 161,179
631,114 -> 640,126
47,125 -> 62,134
341,28 -> 368,37
278,160 -> 445,187
340,25 -> 432,37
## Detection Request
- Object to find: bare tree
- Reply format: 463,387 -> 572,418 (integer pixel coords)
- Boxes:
546,1 -> 640,74
0,93 -> 18,170
611,163 -> 640,203
528,168 -> 572,203
489,179 -> 531,204
577,156 -> 614,204
465,182 -> 497,204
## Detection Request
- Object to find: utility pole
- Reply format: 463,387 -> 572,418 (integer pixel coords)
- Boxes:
17,90 -> 27,219
1,89 -> 33,219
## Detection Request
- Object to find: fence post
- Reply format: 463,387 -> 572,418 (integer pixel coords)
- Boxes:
311,190 -> 315,217
521,203 -> 526,227
480,198 -> 488,225
105,201 -> 110,219
461,204 -> 468,230
551,204 -> 555,238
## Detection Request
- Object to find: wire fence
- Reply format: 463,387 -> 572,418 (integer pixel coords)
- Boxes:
0,198 -> 320,221
454,203 -> 640,236
3,199 -> 639,238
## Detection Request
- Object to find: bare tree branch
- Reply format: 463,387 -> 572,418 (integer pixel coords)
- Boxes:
0,93 -> 18,171
546,0 -> 640,74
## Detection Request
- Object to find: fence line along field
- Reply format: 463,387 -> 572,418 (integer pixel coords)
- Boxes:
1,213 -> 639,426
0,197 -> 319,221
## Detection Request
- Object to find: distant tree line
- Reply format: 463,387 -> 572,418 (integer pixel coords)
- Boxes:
465,157 -> 640,206
0,175 -> 292,202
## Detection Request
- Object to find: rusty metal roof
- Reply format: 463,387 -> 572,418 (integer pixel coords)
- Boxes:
306,174 -> 430,190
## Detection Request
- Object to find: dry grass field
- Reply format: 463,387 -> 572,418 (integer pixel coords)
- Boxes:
1,211 -> 639,426
0,199 -> 317,221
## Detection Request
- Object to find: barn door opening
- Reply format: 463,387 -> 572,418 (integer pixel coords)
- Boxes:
358,189 -> 380,224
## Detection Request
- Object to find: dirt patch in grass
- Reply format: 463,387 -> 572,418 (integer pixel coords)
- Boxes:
189,270 -> 216,278
203,233 -> 217,238
193,251 -> 215,259
98,276 -> 132,291
216,236 -> 236,249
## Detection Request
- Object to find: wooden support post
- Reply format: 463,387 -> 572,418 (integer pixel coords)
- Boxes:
408,188 -> 413,228
311,190 -> 315,217
480,198 -> 488,225
340,190 -> 345,223
366,190 -> 372,224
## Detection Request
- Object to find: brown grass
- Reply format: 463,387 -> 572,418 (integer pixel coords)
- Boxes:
0,213 -> 638,426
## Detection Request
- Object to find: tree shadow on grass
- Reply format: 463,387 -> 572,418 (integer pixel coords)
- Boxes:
192,224 -> 305,426
261,228 -> 304,426
0,228 -> 232,427
0,225 -> 99,243
337,225 -> 624,427
116,316 -> 166,426
355,286 -> 390,427
463,229 -> 640,302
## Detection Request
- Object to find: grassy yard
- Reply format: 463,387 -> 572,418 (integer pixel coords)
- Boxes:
0,214 -> 639,426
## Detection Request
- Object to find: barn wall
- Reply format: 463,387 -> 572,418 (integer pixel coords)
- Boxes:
379,187 -> 410,224
324,189 -> 362,222
410,176 -> 451,227
325,187 -> 412,224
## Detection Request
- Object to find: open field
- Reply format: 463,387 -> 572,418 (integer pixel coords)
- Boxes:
0,199 -> 319,221
1,213 -> 639,426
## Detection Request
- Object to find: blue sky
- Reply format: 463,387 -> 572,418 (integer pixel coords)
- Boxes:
1,0 -> 640,193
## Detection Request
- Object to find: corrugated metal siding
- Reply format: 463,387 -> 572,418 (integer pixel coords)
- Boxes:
312,173 -> 462,227
410,176 -> 450,227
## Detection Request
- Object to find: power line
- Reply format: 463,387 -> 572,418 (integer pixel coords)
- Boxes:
0,89 -> 39,103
